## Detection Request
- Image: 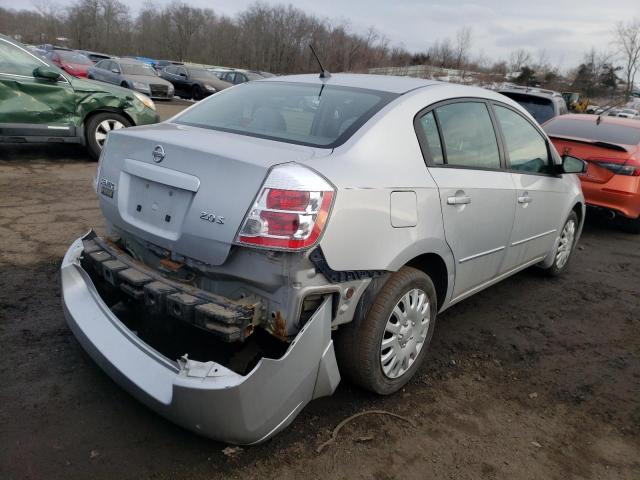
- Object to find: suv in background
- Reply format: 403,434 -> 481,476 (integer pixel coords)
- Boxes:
0,34 -> 159,159
499,86 -> 568,125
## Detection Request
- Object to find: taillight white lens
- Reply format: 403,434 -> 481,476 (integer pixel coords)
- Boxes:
237,164 -> 335,250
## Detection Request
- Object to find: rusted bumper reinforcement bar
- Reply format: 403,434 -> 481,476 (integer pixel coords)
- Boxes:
80,231 -> 258,342
61,231 -> 341,444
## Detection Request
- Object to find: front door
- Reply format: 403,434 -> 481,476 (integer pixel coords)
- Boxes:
0,37 -> 76,138
416,101 -> 517,301
491,103 -> 566,269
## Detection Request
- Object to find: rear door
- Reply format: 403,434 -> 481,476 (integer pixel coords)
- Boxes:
0,37 -> 77,139
492,103 -> 566,270
416,100 -> 517,301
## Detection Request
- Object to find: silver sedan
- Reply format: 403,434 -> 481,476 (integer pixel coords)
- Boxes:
62,73 -> 586,444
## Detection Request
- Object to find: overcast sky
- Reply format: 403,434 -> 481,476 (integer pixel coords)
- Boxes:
5,0 -> 639,67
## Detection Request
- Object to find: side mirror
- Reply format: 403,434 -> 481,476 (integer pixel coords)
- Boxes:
561,155 -> 587,174
111,68 -> 120,74
33,66 -> 61,81
179,72 -> 187,78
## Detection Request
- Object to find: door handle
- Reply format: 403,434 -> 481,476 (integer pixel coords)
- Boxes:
447,195 -> 471,205
517,195 -> 532,204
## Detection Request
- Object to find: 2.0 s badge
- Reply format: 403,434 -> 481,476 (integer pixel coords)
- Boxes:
200,211 -> 225,224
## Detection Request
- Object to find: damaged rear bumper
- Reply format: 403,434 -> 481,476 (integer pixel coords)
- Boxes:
61,233 -> 340,444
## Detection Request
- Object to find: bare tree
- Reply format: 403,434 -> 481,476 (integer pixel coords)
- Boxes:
613,18 -> 640,98
508,48 -> 532,72
454,26 -> 472,71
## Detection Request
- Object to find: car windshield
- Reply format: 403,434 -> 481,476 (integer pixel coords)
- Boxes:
174,81 -> 397,148
58,51 -> 92,65
188,68 -> 220,80
122,64 -> 156,76
544,118 -> 640,146
500,92 -> 555,124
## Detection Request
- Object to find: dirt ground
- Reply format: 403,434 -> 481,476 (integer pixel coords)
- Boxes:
1,102 -> 639,480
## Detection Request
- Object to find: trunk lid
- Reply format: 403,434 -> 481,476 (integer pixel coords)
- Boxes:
98,122 -> 331,265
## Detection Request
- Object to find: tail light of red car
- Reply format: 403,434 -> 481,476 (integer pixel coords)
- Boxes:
237,164 -> 335,250
588,157 -> 640,176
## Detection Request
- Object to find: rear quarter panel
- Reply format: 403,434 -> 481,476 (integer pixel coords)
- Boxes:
300,84 -> 461,278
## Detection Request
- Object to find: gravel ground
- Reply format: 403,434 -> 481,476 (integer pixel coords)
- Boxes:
0,101 -> 638,479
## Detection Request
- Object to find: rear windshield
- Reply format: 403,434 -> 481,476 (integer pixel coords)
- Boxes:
544,118 -> 640,146
174,81 -> 397,148
500,92 -> 555,124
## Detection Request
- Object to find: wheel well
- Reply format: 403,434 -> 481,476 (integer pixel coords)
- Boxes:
84,109 -> 134,129
572,202 -> 583,227
406,253 -> 448,311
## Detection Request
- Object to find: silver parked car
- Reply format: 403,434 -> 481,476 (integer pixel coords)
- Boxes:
61,74 -> 586,444
88,58 -> 174,100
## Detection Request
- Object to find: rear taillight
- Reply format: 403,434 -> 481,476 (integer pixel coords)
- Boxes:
237,164 -> 335,250
596,162 -> 640,176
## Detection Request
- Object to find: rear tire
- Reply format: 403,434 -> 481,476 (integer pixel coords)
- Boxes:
540,211 -> 578,276
335,266 -> 437,395
85,112 -> 131,161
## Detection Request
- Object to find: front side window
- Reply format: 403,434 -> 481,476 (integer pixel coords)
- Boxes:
175,81 -> 397,148
417,111 -> 444,164
435,102 -> 501,169
495,105 -> 549,173
0,39 -> 45,76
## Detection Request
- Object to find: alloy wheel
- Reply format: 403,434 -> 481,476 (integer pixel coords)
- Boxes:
556,219 -> 576,269
94,119 -> 125,148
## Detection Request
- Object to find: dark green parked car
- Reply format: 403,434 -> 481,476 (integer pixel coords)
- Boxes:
0,34 -> 159,159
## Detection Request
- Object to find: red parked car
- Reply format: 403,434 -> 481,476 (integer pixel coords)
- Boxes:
543,114 -> 640,232
45,50 -> 93,78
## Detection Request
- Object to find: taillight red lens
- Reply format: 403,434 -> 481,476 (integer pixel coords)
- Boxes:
237,164 -> 335,251
259,211 -> 300,236
266,189 -> 310,211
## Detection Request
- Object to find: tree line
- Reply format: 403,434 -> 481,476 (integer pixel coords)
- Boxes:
1,1 -> 638,98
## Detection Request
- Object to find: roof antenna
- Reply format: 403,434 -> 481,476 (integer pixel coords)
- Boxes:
309,44 -> 331,79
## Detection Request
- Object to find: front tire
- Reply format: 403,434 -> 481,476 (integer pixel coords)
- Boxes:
85,112 -> 131,161
541,211 -> 578,276
192,85 -> 203,100
335,267 -> 437,395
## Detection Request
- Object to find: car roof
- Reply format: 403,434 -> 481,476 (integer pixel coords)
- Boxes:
549,113 -> 640,129
260,73 -> 439,94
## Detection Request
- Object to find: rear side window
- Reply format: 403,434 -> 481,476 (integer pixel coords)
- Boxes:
435,102 -> 501,169
495,105 -> 549,173
175,81 -> 397,148
417,111 -> 444,164
544,117 -> 640,146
